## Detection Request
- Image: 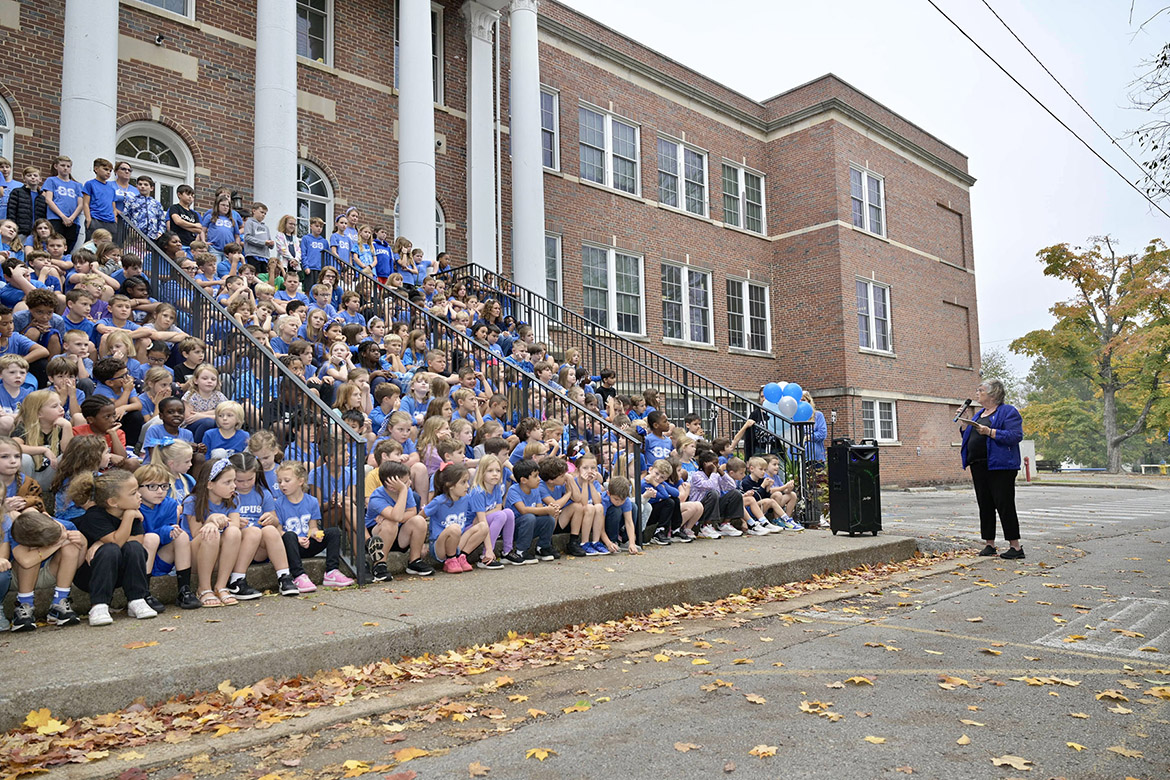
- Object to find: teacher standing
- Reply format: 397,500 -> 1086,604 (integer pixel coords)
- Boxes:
960,379 -> 1025,559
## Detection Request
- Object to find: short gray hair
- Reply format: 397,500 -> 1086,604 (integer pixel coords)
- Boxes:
979,379 -> 1005,405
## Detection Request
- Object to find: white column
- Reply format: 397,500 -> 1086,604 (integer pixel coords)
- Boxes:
60,0 -> 118,168
398,0 -> 437,262
507,0 -> 546,293
253,0 -> 299,226
463,2 -> 499,268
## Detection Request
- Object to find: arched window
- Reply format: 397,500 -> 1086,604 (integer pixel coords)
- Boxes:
115,122 -> 193,209
0,97 -> 14,164
297,160 -> 333,237
392,197 -> 446,254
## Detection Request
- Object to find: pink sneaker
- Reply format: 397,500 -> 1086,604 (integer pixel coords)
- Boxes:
456,553 -> 472,572
293,573 -> 317,593
322,569 -> 355,588
443,558 -> 462,573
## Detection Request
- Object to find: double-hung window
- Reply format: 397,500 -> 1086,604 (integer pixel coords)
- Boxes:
726,279 -> 770,353
544,233 -> 562,306
850,166 -> 885,236
297,0 -> 331,64
862,400 -> 897,442
540,88 -> 559,170
393,1 -> 445,104
582,245 -> 644,335
657,138 -> 707,215
857,279 -> 892,353
578,105 -> 640,195
661,264 -> 712,344
722,163 -> 765,234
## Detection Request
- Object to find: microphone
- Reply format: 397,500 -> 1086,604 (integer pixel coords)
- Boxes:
953,399 -> 972,423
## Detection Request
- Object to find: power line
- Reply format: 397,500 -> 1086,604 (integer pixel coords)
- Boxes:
924,0 -> 1170,222
979,0 -> 1170,199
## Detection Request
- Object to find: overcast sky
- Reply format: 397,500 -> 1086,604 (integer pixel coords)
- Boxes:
560,0 -> 1169,376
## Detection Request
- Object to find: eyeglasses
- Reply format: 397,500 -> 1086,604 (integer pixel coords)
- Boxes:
140,483 -> 168,491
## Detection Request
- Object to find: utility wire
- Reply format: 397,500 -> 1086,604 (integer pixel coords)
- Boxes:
925,0 -> 1170,221
980,0 -> 1170,198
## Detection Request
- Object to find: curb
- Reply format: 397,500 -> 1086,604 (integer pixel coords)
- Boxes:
0,536 -> 918,730
1024,481 -> 1161,491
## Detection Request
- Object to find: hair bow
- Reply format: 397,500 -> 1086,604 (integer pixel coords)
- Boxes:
208,458 -> 231,481
154,435 -> 176,448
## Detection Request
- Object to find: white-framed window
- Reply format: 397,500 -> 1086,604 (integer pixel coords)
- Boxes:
137,0 -> 194,17
0,96 -> 13,165
392,197 -> 447,254
544,233 -> 562,305
726,278 -> 770,353
850,166 -> 885,236
296,0 -> 332,65
581,244 -> 644,335
857,279 -> 892,353
661,264 -> 712,344
393,1 -> 444,105
296,160 -> 333,237
721,162 -> 765,234
862,399 -> 897,442
540,88 -> 559,171
657,138 -> 706,216
578,105 -> 639,195
115,122 -> 194,210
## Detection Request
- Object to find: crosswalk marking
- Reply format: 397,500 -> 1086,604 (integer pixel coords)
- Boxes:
1034,598 -> 1170,661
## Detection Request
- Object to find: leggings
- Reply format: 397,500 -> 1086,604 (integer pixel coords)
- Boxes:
969,462 -> 1020,542
485,508 -> 515,553
282,528 -> 341,579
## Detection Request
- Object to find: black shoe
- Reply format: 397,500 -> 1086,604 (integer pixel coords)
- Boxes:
476,557 -> 505,570
650,532 -> 672,546
145,594 -> 166,613
977,545 -> 998,556
277,573 -> 300,596
671,530 -> 694,543
371,561 -> 392,582
567,541 -> 588,558
227,578 -> 262,600
536,547 -> 560,561
47,598 -> 81,626
366,536 -> 385,567
1000,547 -> 1026,560
177,586 -> 202,610
521,551 -> 540,565
406,558 -> 434,576
502,551 -> 526,566
11,602 -> 36,632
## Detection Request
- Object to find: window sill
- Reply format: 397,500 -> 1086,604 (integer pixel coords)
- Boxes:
946,363 -> 974,371
544,167 -> 563,177
655,202 -> 714,225
663,337 -> 716,351
577,177 -> 646,204
847,223 -> 890,243
859,347 -> 896,358
298,56 -> 338,74
122,0 -> 198,26
719,221 -> 768,239
728,347 -> 774,359
876,440 -> 901,446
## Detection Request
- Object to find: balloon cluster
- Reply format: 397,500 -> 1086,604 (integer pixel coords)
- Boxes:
762,382 -> 814,422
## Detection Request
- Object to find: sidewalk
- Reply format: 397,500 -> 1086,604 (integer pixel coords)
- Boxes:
0,530 -> 919,731
1027,471 -> 1170,490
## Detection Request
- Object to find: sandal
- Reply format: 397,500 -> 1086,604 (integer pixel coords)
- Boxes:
199,590 -> 223,608
216,588 -> 239,606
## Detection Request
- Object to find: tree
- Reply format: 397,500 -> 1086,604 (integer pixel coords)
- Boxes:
1127,7 -> 1170,200
1011,237 -> 1170,472
979,347 -> 1025,405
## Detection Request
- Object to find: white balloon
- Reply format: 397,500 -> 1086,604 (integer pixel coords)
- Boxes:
777,381 -> 788,389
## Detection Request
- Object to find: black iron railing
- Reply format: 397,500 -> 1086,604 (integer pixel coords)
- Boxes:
122,224 -> 370,582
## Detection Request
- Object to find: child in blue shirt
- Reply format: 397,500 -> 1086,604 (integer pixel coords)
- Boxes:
272,460 -> 352,591
602,475 -> 640,554
201,400 -> 250,460
135,463 -> 200,609
504,458 -> 558,564
419,463 -> 488,574
364,460 -> 431,580
328,215 -> 353,265
299,218 -> 328,286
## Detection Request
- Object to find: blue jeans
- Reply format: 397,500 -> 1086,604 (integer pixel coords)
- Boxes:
513,512 -> 553,554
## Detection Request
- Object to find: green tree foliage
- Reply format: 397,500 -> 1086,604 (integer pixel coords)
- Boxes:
1011,237 -> 1170,472
979,347 -> 1026,405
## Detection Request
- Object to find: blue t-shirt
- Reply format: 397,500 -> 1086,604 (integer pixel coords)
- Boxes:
300,234 -> 328,271
644,432 -> 673,463
469,483 -> 505,515
400,394 -> 431,424
373,242 -> 394,277
0,332 -> 36,358
309,463 -> 359,499
143,425 -> 194,455
82,178 -> 117,222
423,493 -> 475,539
112,182 -> 137,214
340,310 -> 367,327
180,494 -> 235,525
95,382 -> 138,404
202,213 -> 241,251
506,482 -> 549,513
202,427 -> 250,455
329,233 -> 352,263
42,177 -> 81,218
364,484 -> 417,529
602,493 -> 634,515
141,496 -> 186,538
0,384 -> 31,413
274,289 -> 310,304
234,486 -> 276,527
273,492 -> 321,536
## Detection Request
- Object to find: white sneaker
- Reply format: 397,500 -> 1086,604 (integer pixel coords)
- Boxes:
127,599 -> 158,620
698,525 -> 722,539
758,521 -> 781,534
88,603 -> 113,626
717,522 -> 743,537
746,524 -> 769,536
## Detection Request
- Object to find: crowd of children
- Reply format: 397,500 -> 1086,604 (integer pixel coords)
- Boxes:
0,162 -> 807,633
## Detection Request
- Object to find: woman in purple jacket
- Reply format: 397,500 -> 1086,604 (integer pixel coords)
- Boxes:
960,379 -> 1025,560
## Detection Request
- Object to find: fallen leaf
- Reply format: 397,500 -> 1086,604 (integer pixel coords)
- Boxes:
508,694 -> 528,703
362,621 -> 379,626
772,662 -> 785,667
692,658 -> 710,665
1108,705 -> 1134,714
855,711 -> 871,718
1107,745 -> 1143,758
732,658 -> 753,665
759,637 -> 774,642
894,767 -> 914,774
956,734 -> 971,745
980,648 -> 1002,656
24,708 -> 68,736
959,719 -> 985,727
562,700 -> 591,714
723,761 -> 736,772
393,747 -> 430,763
158,626 -> 176,632
468,761 -> 491,777
654,653 -> 670,662
863,736 -> 886,744
990,754 -> 1033,770
924,650 -> 944,655
494,676 -> 514,687
1112,629 -> 1145,638
845,676 -> 874,686
744,694 -> 767,705
1069,712 -> 1089,719
674,742 -> 702,752
1096,690 -> 1129,702
825,681 -> 845,689
525,748 -> 556,761
385,772 -> 417,780
1144,686 -> 1170,700
1138,646 -> 1159,652
122,641 -> 160,649
1066,742 -> 1086,751
342,760 -> 370,778
748,744 -> 777,757
526,708 -> 547,718
119,751 -> 146,761
966,616 -> 984,623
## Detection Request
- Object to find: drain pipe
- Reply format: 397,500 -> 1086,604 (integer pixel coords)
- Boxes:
494,15 -> 503,276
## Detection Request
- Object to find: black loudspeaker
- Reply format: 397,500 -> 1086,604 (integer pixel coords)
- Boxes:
828,438 -> 882,536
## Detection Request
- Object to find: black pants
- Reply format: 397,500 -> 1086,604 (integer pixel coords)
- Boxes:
647,497 -> 681,540
120,409 -> 145,455
969,462 -> 1020,542
283,528 -> 340,579
74,540 -> 150,605
700,489 -> 743,526
50,219 -> 80,251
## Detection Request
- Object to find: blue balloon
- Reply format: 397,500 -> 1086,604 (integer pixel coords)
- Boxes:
782,382 -> 803,401
777,395 -> 798,419
795,401 -> 814,422
763,382 -> 783,403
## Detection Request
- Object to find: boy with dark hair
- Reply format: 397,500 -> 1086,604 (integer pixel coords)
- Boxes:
505,459 -> 557,564
363,460 -> 432,581
166,184 -> 204,247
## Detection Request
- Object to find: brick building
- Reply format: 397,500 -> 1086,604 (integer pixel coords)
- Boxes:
0,0 -> 979,485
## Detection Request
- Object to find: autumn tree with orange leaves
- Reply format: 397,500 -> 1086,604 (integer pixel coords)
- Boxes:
1012,236 -> 1170,473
